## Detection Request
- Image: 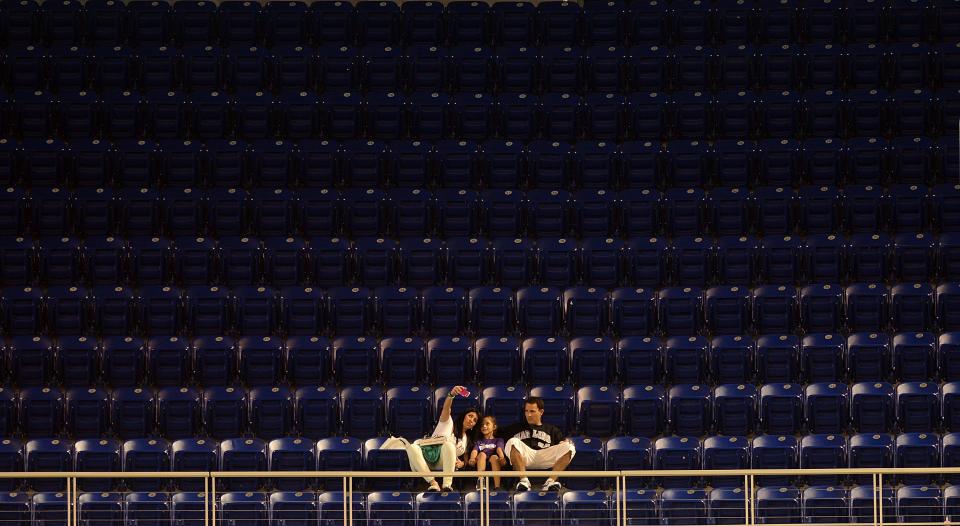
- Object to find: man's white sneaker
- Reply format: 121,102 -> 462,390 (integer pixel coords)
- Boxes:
516,479 -> 531,492
542,480 -> 562,492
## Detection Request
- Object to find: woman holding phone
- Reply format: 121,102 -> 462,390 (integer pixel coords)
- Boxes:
403,385 -> 480,492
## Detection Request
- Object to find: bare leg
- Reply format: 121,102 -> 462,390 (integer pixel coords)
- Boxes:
510,446 -> 527,480
490,455 -> 502,489
476,452 -> 487,489
545,451 -> 573,485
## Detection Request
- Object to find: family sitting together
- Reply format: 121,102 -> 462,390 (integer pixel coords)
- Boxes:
384,386 -> 576,492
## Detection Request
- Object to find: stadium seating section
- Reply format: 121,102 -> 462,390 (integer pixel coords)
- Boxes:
0,0 -> 959,522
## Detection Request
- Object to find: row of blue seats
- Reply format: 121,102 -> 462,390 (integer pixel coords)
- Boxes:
5,41 -> 960,95
6,328 -> 960,387
11,375 -> 960,438
13,487 -> 960,526
3,88 -> 956,142
11,431 -> 960,492
4,232 -> 960,287
7,184 -> 960,239
1,0 -> 956,48
1,137 -> 955,191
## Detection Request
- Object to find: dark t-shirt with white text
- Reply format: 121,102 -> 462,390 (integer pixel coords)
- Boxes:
496,422 -> 566,450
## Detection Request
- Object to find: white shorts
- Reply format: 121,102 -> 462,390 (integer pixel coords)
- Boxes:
504,438 -> 576,470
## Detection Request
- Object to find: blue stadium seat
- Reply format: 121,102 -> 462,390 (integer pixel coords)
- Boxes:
610,287 -> 656,337
327,287 -> 373,336
332,336 -> 378,387
713,384 -> 757,436
65,387 -> 108,438
73,439 -> 120,492
760,383 -> 803,435
710,488 -> 747,525
9,335 -> 54,386
235,287 -> 280,336
751,435 -> 798,487
939,235 -> 960,286
219,438 -> 267,492
891,283 -> 935,332
26,438 -> 72,492
848,432 -> 894,486
664,188 -> 708,237
892,331 -> 936,382
753,286 -> 798,336
110,387 -> 154,440
798,185 -> 841,233
618,338 -> 663,388
436,190 -> 480,239
280,287 -> 326,335
805,382 -> 849,434
388,188 -> 432,237
756,139 -> 800,186
895,432 -> 940,485
203,386 -> 248,439
665,336 -> 708,385
944,433 -> 960,482
38,236 -> 82,285
754,188 -> 797,236
78,492 -> 124,526
523,337 -> 569,385
19,386 -> 63,439
622,384 -> 667,438
513,491 -> 560,526
702,436 -> 750,488
469,286 -> 514,337
654,437 -> 702,489
476,336 -> 521,385
844,284 -> 887,333
516,287 -> 563,338
308,238 -> 350,286
845,233 -> 890,284
604,437 -> 654,485
714,236 -> 757,286
386,386 -> 433,440
940,335 -> 960,382
171,492 -> 205,526
529,385 -> 576,435
46,285 -> 90,336
263,238 -> 308,287
59,92 -> 100,140
584,3 -> 624,46
571,336 -> 616,386
573,191 -> 616,239
380,331 -> 427,386
341,386 -> 384,440
269,489 -> 317,526
621,237 -> 666,289
491,239 -> 535,290
100,334 -> 145,387
3,288 -> 44,336
756,487 -> 802,524
706,287 -> 751,336
427,336 -> 474,385
897,381 -> 940,432
758,90 -> 801,138
375,287 -> 420,338
448,229 -> 493,280
577,385 -> 621,438
892,234 -> 934,285
421,286 -> 468,336
249,386 -> 294,440
897,486 -> 943,524
483,385 -> 525,429
850,381 -> 895,433
294,386 -> 339,440
122,438 -> 169,491
564,287 -> 608,336
670,236 -> 711,287
657,287 -> 703,336
669,384 -> 712,437
404,46 -> 446,92
125,492 -> 169,526
801,334 -> 845,383
449,45 -> 493,92
184,286 -> 229,336
660,488 -> 708,525
145,335 -> 191,388
710,188 -> 751,238
535,238 -> 576,287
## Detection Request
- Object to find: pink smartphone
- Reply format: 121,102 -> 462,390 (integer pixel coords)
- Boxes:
458,388 -> 471,397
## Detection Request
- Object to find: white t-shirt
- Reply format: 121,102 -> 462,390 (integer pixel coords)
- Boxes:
432,417 -> 468,457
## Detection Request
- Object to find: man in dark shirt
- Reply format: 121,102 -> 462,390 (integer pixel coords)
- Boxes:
496,396 -> 576,492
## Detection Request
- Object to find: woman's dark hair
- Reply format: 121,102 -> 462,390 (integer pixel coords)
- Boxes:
453,407 -> 481,459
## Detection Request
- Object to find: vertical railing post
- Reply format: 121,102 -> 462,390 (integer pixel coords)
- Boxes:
748,474 -> 755,526
878,473 -> 884,526
65,476 -> 72,526
743,475 -> 750,526
71,476 -> 78,526
342,476 -> 348,526
621,474 -> 628,526
347,476 -> 354,526
872,473 -> 879,526
203,475 -> 210,526
615,474 -> 622,526
210,476 -> 217,526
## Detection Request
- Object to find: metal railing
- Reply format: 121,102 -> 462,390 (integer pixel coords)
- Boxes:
10,467 -> 960,526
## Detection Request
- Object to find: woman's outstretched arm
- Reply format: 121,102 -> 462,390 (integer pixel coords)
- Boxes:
438,385 -> 465,422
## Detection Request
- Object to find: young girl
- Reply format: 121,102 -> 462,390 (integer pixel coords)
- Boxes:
470,415 -> 506,490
